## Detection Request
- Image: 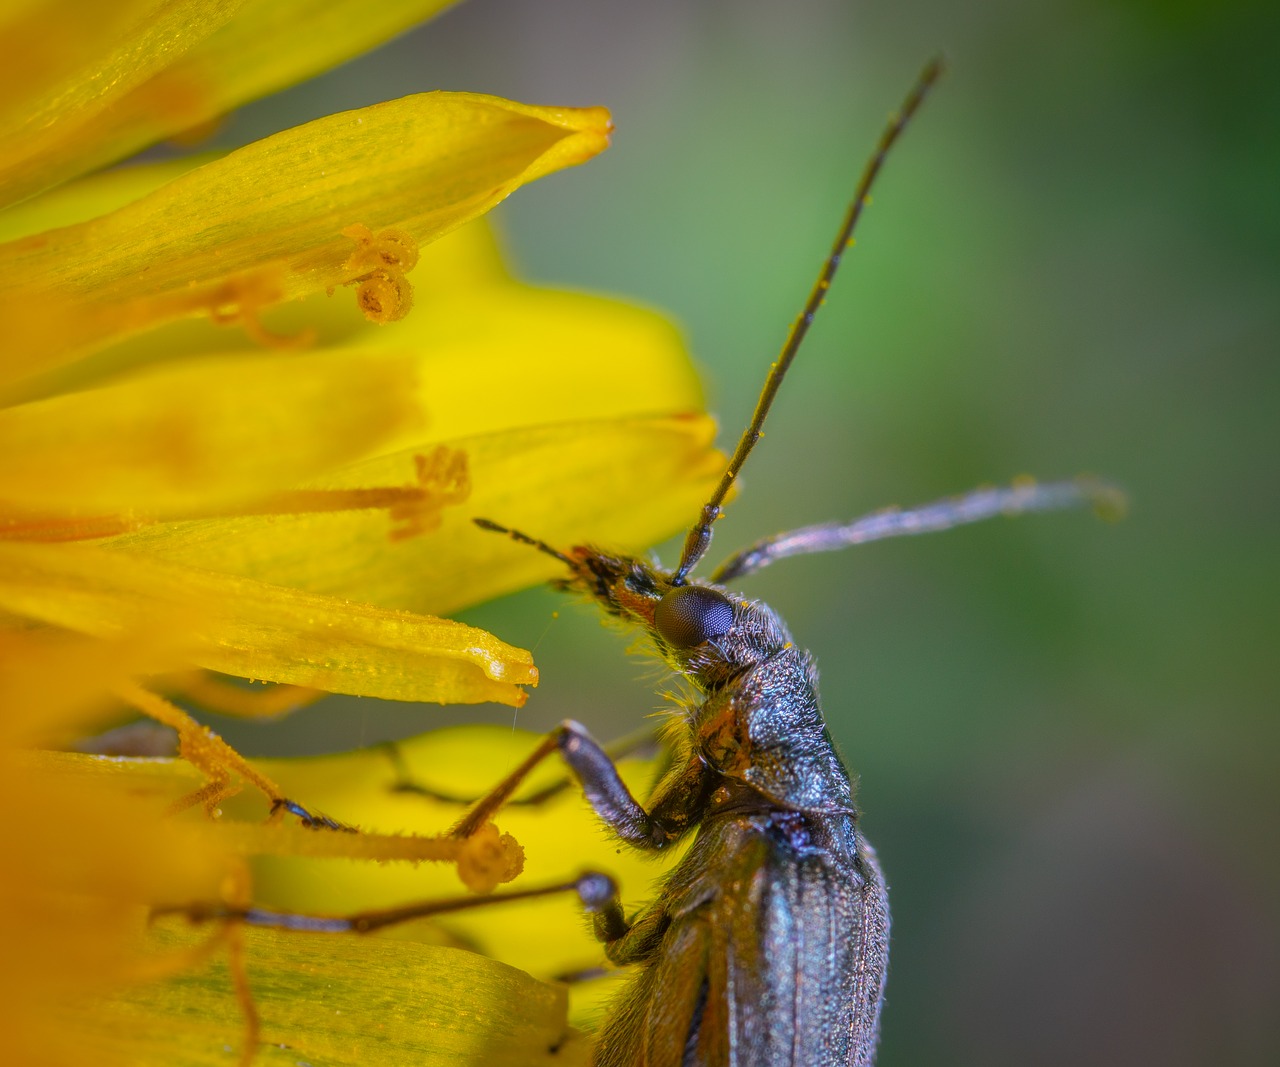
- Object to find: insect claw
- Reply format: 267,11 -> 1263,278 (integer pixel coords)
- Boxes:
270,798 -> 357,833
575,871 -> 619,911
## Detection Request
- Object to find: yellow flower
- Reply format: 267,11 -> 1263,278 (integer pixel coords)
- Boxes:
0,3 -> 722,1064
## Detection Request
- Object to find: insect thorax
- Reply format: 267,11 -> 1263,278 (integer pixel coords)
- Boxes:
697,643 -> 858,817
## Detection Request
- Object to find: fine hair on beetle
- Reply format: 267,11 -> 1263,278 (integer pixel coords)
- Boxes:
177,57 -> 1121,1067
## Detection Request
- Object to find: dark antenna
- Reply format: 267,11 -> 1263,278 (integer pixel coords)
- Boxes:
671,56 -> 945,585
473,517 -> 577,569
710,477 -> 1127,583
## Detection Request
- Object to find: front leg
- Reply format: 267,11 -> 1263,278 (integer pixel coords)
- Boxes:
384,726 -> 661,807
452,719 -> 712,851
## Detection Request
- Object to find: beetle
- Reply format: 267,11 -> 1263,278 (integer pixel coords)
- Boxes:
210,57 -> 1118,1065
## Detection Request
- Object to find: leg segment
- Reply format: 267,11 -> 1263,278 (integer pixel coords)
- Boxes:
450,720 -> 707,850
384,725 -> 660,808
166,871 -> 623,935
116,682 -> 353,830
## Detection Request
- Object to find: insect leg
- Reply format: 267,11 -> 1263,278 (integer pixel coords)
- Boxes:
165,871 -> 622,934
593,920 -> 713,1067
451,720 -> 707,849
159,871 -> 622,1067
383,725 -> 661,808
114,681 -> 354,830
591,894 -> 670,964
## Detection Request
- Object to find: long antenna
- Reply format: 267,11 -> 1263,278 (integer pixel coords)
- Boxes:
671,56 -> 945,584
473,517 -> 577,568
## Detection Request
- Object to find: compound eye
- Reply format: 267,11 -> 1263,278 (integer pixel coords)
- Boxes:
653,586 -> 735,649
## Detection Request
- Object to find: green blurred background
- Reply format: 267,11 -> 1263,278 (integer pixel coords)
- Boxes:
200,1 -> 1279,1064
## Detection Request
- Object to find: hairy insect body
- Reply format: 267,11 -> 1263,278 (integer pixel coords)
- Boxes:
565,550 -> 890,1065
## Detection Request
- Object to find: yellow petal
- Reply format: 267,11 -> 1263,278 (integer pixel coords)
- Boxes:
66,727 -> 658,1037
0,93 -> 611,385
33,750 -> 524,889
9,755 -> 551,1066
26,741 -> 593,1061
1,758 -> 231,1067
54,215 -> 716,600
355,283 -> 707,454
0,185 -> 510,405
0,153 -> 204,250
0,541 -> 536,704
0,350 -> 426,517
72,921 -> 590,1067
103,415 -> 723,615
250,727 -> 679,988
0,0 -> 461,207
4,757 -> 230,906
0,1 -> 239,207
0,626 -> 187,745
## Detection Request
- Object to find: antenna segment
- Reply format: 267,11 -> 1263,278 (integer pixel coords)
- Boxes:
671,56 -> 945,584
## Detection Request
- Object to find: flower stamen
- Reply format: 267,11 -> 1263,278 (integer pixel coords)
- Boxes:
342,223 -> 420,274
352,267 -> 413,323
0,447 -> 470,542
205,269 -> 315,349
342,223 -> 420,323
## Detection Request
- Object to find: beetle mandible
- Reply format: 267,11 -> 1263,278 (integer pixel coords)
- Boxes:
221,57 -> 1119,1065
